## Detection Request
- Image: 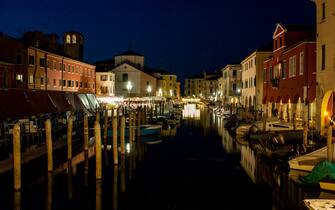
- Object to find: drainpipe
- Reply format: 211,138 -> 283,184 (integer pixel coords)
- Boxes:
45,53 -> 48,91
61,57 -> 64,92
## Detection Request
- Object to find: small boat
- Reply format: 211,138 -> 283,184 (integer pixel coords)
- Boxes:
106,124 -> 162,138
289,144 -> 335,172
303,199 -> 335,210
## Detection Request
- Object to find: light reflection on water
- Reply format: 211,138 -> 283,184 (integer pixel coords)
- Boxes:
6,103 -> 335,210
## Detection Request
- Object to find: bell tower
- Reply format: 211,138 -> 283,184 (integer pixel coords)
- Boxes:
63,31 -> 84,60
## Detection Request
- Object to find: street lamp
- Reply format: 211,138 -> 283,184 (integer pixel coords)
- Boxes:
126,81 -> 132,105
158,88 -> 162,97
147,85 -> 152,95
147,85 -> 152,106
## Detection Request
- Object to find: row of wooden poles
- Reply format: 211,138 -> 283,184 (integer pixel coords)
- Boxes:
12,106 -> 152,191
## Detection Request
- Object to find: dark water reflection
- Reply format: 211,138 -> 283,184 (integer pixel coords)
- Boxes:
2,105 -> 333,210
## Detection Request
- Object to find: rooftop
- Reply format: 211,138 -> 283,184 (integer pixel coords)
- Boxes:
116,50 -> 144,57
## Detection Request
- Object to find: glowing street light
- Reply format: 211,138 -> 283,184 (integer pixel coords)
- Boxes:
237,88 -> 241,93
147,85 -> 152,95
158,88 -> 162,96
126,81 -> 132,105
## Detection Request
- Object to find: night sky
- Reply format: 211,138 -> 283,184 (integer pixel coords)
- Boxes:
0,0 -> 315,82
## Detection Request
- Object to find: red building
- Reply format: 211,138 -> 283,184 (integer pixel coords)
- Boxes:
263,23 -> 316,124
0,31 -> 95,93
0,60 -> 15,88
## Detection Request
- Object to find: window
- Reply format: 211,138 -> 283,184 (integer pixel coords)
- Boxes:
16,54 -> 22,64
122,73 -> 128,82
67,80 -> 71,87
289,56 -> 297,77
68,65 -> 71,72
322,2 -> 326,20
62,64 -> 65,71
63,80 -> 66,87
100,75 -> 108,81
72,35 -> 76,44
66,35 -> 71,44
282,61 -> 287,79
322,45 -> 326,70
72,66 -> 74,72
233,84 -> 236,91
279,37 -> 282,47
110,75 -> 113,81
232,70 -> 237,77
16,74 -> 23,82
76,80 -> 78,87
80,82 -> 82,88
53,79 -> 56,86
40,58 -> 45,67
71,80 -> 74,87
254,77 -> 256,87
299,52 -> 304,75
29,74 -> 33,84
85,82 -> 87,88
40,77 -> 44,85
29,55 -> 35,65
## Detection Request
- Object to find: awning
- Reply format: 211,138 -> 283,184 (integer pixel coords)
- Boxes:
48,91 -> 73,113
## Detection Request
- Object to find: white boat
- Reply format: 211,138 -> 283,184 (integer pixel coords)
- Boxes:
304,199 -> 335,210
289,144 -> 335,172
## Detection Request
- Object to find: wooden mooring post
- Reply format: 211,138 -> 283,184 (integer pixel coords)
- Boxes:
327,125 -> 333,162
67,117 -> 73,160
45,119 -> 53,173
137,108 -> 141,137
103,108 -> 109,147
13,124 -> 21,191
112,112 -> 118,165
303,123 -> 308,146
94,121 -> 102,179
84,114 -> 89,151
262,110 -> 267,132
120,110 -> 126,155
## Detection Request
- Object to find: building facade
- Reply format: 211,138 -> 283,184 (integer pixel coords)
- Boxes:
263,23 -> 316,123
313,0 -> 335,134
241,50 -> 272,111
0,60 -> 15,89
154,70 -> 179,99
0,32 -> 95,93
202,72 -> 220,99
184,74 -> 204,97
221,64 -> 242,106
95,71 -> 115,97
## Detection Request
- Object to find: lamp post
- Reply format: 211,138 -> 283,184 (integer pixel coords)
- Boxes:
147,85 -> 152,106
126,81 -> 132,106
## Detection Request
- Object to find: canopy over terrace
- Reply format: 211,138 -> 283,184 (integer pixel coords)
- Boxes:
0,89 -> 99,120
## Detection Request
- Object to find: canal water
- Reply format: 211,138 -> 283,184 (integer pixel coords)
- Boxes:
0,105 -> 333,210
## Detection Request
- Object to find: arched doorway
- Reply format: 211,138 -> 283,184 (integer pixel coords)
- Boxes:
321,90 -> 334,135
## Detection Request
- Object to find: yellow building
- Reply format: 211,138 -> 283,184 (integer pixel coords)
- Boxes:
314,0 -> 335,134
154,70 -> 179,99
